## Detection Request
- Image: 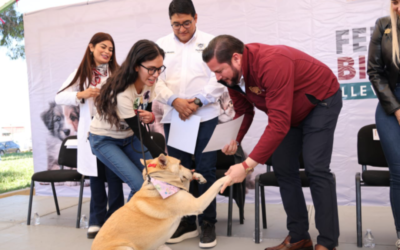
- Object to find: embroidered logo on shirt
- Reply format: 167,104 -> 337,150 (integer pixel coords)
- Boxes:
150,178 -> 180,199
249,86 -> 262,95
385,28 -> 391,34
196,43 -> 205,52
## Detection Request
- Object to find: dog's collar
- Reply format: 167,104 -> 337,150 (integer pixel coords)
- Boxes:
150,178 -> 180,199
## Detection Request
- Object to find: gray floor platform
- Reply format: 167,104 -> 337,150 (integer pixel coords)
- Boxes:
0,195 -> 397,250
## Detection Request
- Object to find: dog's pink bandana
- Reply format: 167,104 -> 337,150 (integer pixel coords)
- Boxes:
150,178 -> 180,199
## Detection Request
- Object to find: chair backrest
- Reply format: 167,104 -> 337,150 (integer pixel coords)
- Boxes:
150,132 -> 166,153
216,145 -> 246,170
58,135 -> 78,168
216,151 -> 235,170
357,124 -> 388,168
265,153 -> 305,170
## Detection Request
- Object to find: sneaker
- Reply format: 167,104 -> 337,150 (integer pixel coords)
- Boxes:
87,225 -> 100,239
166,220 -> 199,244
199,220 -> 217,248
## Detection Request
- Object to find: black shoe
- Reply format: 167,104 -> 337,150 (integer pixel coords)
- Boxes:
199,220 -> 217,248
166,220 -> 198,244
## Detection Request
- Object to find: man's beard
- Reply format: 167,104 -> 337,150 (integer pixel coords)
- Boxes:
217,65 -> 240,87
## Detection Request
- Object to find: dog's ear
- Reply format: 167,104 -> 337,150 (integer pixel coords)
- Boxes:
140,159 -> 145,166
41,102 -> 56,130
158,154 -> 168,168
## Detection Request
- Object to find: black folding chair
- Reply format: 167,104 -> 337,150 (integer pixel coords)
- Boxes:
356,124 -> 389,247
150,132 -> 166,152
216,146 -> 246,236
254,154 -> 309,243
27,135 -> 84,228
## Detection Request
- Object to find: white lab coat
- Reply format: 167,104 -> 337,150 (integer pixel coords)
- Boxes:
55,70 -> 102,176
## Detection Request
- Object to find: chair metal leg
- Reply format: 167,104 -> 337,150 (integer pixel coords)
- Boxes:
238,182 -> 244,224
227,185 -> 233,236
255,175 -> 261,244
356,173 -> 362,247
50,182 -> 60,215
76,177 -> 85,229
27,181 -> 34,225
261,186 -> 267,229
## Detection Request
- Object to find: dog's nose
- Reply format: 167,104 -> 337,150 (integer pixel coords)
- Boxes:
64,129 -> 70,136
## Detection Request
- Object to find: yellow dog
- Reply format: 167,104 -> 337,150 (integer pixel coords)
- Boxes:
91,154 -> 230,250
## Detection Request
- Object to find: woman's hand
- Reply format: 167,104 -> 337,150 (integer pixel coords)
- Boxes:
138,110 -> 154,124
77,87 -> 100,99
395,109 -> 400,126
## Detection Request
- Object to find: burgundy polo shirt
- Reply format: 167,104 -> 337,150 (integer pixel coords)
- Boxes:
230,43 -> 340,164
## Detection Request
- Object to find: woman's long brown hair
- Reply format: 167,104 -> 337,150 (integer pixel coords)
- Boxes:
95,39 -> 165,130
57,32 -> 119,96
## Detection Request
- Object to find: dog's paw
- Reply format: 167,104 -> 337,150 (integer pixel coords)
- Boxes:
193,173 -> 207,184
157,244 -> 172,250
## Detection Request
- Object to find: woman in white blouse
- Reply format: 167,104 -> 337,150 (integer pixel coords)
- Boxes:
55,32 -> 124,239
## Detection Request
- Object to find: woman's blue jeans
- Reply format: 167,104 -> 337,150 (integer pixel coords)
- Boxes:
375,84 -> 400,232
89,133 -> 152,201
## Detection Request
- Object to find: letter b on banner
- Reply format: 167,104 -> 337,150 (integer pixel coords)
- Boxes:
338,57 -> 356,80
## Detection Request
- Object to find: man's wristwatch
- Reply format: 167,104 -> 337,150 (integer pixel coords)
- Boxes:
194,98 -> 203,107
242,161 -> 254,175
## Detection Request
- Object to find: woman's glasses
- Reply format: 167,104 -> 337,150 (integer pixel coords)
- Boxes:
140,64 -> 166,75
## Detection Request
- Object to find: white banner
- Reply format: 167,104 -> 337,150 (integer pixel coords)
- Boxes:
25,0 -> 391,206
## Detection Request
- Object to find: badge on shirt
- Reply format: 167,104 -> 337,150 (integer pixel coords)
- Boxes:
196,43 -> 205,52
249,86 -> 262,95
385,28 -> 391,34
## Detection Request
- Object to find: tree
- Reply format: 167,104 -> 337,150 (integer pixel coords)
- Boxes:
0,3 -> 24,60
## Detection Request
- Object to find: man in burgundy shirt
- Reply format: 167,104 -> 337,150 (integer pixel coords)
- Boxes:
202,35 -> 341,250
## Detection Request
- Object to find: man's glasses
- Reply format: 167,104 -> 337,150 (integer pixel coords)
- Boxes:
171,20 -> 192,30
140,64 -> 166,75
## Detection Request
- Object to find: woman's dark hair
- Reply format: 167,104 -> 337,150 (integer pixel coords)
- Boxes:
95,40 -> 165,129
202,35 -> 245,65
57,32 -> 119,95
169,0 -> 196,18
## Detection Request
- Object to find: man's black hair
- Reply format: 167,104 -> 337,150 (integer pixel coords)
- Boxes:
169,0 -> 196,18
202,35 -> 245,65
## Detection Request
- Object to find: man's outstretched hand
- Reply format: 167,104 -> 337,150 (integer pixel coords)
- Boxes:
220,163 -> 246,193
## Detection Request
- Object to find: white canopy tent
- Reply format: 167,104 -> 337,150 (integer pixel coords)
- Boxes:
0,0 -> 97,14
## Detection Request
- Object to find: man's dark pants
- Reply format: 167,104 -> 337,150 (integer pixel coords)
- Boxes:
164,117 -> 218,226
272,89 -> 342,250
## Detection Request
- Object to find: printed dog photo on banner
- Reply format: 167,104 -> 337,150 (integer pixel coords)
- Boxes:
40,102 -> 80,185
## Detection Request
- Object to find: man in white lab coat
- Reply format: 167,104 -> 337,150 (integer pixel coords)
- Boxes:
155,0 -> 225,248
